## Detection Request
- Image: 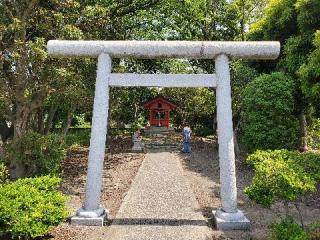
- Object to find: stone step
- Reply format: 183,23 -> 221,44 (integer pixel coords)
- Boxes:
145,145 -> 179,150
145,143 -> 179,149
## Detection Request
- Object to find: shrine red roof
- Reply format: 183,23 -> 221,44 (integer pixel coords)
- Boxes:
143,97 -> 177,109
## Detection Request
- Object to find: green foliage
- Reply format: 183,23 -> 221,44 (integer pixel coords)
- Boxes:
230,60 -> 259,124
248,0 -> 320,126
307,118 -> 320,150
64,129 -> 91,147
193,125 -> 213,137
0,176 -> 68,239
109,128 -> 131,137
132,113 -> 146,132
110,87 -> 158,127
295,0 -> 320,34
161,88 -> 215,128
125,0 -> 242,41
245,156 -> 315,207
5,131 -> 65,177
245,149 -> 319,207
299,31 -> 320,115
308,221 -> 320,240
247,149 -> 320,181
279,34 -> 313,77
249,0 -> 298,42
271,217 -> 309,240
0,162 -> 9,184
240,72 -> 299,152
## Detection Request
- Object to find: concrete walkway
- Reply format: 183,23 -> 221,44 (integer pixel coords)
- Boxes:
107,151 -> 212,240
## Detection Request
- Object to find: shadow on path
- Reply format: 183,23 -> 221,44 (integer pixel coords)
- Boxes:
112,218 -> 208,226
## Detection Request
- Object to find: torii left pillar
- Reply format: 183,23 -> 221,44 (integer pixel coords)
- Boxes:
71,53 -> 111,225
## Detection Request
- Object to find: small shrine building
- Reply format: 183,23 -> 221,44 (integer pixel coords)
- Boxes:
143,97 -> 176,128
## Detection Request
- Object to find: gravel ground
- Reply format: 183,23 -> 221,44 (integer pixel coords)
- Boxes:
47,136 -> 146,240
106,151 -> 212,240
178,137 -> 320,240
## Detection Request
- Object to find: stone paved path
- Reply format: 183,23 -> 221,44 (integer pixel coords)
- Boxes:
107,151 -> 212,240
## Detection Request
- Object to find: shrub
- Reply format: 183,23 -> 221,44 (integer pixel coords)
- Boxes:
64,129 -> 91,146
308,221 -> 320,240
193,125 -> 213,137
247,149 -> 320,181
0,162 -> 9,183
0,176 -> 68,239
109,128 -> 130,136
240,72 -> 299,152
308,118 -> 320,150
245,149 -> 319,207
271,217 -> 309,240
5,131 -> 65,177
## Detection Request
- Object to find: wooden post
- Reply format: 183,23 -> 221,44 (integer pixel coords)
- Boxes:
149,110 -> 152,126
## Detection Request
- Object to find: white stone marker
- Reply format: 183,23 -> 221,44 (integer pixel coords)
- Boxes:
47,40 -> 280,229
213,54 -> 249,229
71,53 -> 111,225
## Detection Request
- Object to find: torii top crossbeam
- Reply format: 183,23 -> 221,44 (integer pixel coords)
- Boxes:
47,40 -> 280,59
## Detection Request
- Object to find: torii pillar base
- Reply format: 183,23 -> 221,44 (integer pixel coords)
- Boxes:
70,208 -> 108,226
213,209 -> 250,230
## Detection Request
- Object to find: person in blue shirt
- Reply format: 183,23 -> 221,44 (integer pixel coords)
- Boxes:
182,124 -> 192,153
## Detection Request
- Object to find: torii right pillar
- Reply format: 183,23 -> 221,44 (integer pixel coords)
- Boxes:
214,54 -> 250,230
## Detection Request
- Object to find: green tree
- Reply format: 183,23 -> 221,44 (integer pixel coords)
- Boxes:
232,0 -> 267,40
0,0 -> 167,176
161,87 -> 215,129
240,72 -> 299,152
248,0 -> 320,151
299,31 -> 320,116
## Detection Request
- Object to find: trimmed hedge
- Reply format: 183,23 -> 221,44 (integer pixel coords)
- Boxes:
0,176 -> 68,239
240,72 -> 299,152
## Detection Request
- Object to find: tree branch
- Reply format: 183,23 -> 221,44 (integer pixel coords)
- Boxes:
2,3 -> 14,19
3,0 -> 21,19
110,0 -> 162,17
22,0 -> 38,21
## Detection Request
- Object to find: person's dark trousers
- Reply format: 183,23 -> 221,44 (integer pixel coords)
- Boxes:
183,141 -> 190,153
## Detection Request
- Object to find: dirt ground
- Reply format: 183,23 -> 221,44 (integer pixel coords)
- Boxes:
178,136 -> 320,240
47,134 -> 320,240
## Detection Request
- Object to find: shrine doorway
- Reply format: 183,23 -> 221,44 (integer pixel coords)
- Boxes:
143,97 -> 176,128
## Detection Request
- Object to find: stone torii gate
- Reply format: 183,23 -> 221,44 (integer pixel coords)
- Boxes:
47,40 -> 280,230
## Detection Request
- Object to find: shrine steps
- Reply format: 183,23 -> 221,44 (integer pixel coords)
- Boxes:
144,126 -> 174,134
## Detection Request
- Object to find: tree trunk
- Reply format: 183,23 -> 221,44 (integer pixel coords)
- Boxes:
44,106 -> 58,135
61,109 -> 74,137
37,109 -> 44,134
240,0 -> 245,41
9,105 -> 30,179
134,103 -> 139,122
0,136 -> 4,159
13,105 -> 30,139
294,202 -> 305,229
284,201 -> 290,217
299,111 -> 308,152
